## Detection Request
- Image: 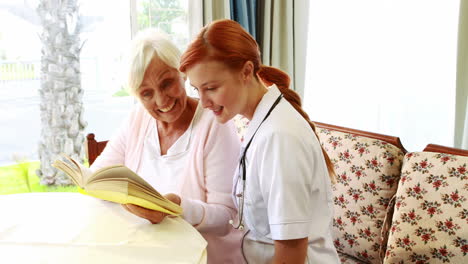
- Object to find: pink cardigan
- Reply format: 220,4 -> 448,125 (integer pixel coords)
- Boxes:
91,103 -> 243,263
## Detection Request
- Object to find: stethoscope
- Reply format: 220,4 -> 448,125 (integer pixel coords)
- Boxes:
229,93 -> 283,230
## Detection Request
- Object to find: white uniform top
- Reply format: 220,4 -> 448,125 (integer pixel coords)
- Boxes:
234,85 -> 339,263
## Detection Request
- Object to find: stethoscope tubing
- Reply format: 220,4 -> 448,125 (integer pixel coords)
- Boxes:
230,93 -> 283,230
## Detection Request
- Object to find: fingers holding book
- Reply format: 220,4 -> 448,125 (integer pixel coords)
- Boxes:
123,193 -> 181,224
163,193 -> 181,206
122,204 -> 169,224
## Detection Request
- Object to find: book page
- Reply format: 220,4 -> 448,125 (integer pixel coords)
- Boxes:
91,177 -> 163,200
86,179 -> 181,215
85,188 -> 177,215
53,155 -> 94,186
91,166 -> 156,192
53,155 -> 182,215
52,159 -> 82,187
66,156 -> 94,185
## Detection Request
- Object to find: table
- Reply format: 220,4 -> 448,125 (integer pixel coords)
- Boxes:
0,192 -> 207,264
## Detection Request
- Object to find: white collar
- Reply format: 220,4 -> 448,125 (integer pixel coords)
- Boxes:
242,84 -> 282,148
150,101 -> 202,157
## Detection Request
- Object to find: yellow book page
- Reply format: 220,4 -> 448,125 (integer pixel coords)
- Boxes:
87,168 -> 182,215
52,155 -> 93,187
90,165 -> 155,192
52,159 -> 83,187
84,190 -> 176,215
53,155 -> 182,215
128,184 -> 182,215
85,181 -> 181,215
65,155 -> 93,185
91,176 -> 163,200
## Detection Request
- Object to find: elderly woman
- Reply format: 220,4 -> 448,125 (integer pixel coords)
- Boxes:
90,29 -> 243,263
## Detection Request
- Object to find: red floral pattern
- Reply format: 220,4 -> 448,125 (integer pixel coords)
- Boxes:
453,237 -> 467,256
340,150 -> 355,164
354,142 -> 371,157
435,153 -> 456,165
358,226 -> 377,242
317,128 -> 405,264
395,234 -> 417,251
330,136 -> 344,150
338,172 -> 353,186
339,252 -> 367,264
459,209 -> 468,223
334,216 -> 348,231
441,190 -> 466,208
405,183 -> 428,200
448,164 -> 467,180
430,246 -> 455,262
363,180 -> 381,196
384,152 -> 468,264
351,165 -> 368,180
436,217 -> 461,236
425,174 -> 448,191
400,209 -> 422,225
411,158 -> 434,174
232,115 -> 249,142
415,227 -> 437,244
335,194 -> 350,209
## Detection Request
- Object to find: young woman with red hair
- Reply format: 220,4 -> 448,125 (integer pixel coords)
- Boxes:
180,19 -> 339,264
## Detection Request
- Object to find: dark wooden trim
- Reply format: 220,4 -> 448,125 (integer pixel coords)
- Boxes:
423,144 -> 468,156
86,133 -> 108,165
313,121 -> 407,153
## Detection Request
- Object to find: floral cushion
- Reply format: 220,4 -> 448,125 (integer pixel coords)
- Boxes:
232,114 -> 249,142
384,152 -> 468,263
339,252 -> 368,264
317,128 -> 405,264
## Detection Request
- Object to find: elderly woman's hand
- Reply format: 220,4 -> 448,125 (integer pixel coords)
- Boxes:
122,193 -> 181,224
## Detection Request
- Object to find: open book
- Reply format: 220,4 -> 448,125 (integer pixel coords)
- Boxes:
52,155 -> 182,216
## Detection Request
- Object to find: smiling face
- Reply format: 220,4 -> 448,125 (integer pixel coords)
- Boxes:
136,56 -> 187,123
187,60 -> 248,124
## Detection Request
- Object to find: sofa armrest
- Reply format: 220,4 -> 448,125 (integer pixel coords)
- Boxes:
314,121 -> 407,153
423,144 -> 468,156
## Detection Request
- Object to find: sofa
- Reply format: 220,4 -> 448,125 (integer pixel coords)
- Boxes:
88,117 -> 467,264
313,121 -> 468,264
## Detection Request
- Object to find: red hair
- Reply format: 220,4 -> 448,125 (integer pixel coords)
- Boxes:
180,19 -> 335,183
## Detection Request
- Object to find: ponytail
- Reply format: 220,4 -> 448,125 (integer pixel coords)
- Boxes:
257,65 -> 336,183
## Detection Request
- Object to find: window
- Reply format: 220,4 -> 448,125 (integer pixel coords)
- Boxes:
0,2 -> 42,165
0,0 -> 189,165
134,0 -> 193,96
79,0 -> 134,144
82,0 -> 189,143
136,0 -> 189,51
304,0 -> 460,151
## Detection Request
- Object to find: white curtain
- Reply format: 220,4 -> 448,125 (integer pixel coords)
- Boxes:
463,98 -> 468,149
186,0 -> 231,97
188,0 -> 231,39
304,0 -> 460,152
456,1 -> 468,150
257,0 -> 309,98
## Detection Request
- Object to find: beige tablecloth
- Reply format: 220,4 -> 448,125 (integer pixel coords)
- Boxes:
0,192 -> 207,264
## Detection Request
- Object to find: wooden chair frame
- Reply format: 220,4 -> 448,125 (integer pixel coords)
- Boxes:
85,125 -> 466,166
314,121 -> 408,153
423,144 -> 468,156
86,133 -> 108,166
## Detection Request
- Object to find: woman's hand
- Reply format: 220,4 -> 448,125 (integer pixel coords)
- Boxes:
164,193 -> 181,206
122,193 -> 181,224
273,237 -> 308,264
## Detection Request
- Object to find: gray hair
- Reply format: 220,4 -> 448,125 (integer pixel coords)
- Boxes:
127,28 -> 181,95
